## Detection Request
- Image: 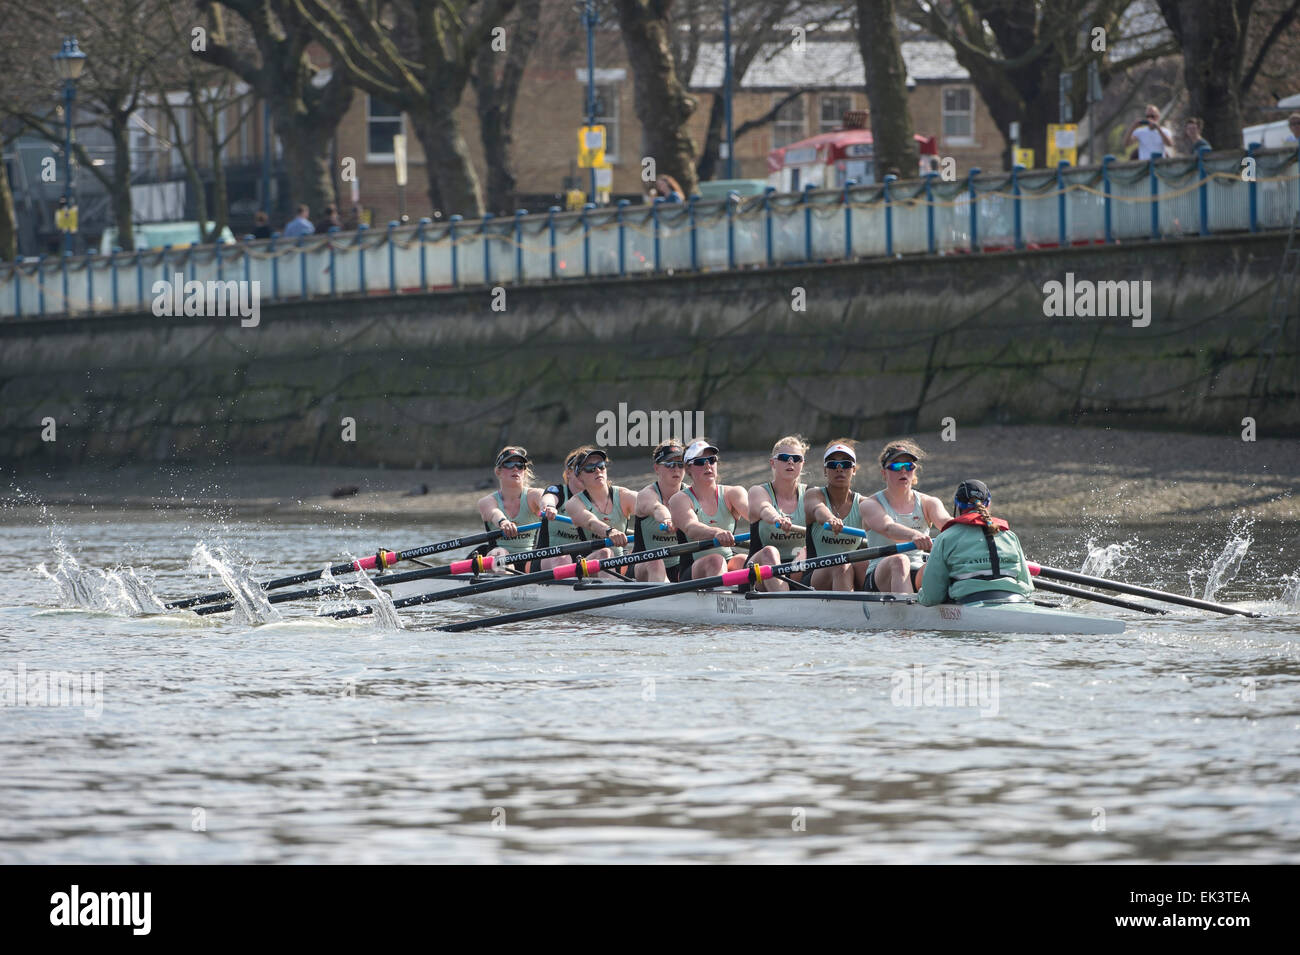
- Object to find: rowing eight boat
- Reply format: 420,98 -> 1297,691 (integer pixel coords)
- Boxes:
384,575 -> 1127,635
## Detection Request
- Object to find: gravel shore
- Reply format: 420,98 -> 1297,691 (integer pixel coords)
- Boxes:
6,426 -> 1297,525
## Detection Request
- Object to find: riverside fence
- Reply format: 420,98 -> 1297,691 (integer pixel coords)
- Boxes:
3,147 -> 1297,319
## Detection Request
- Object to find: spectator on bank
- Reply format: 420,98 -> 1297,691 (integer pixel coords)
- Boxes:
647,175 -> 684,203
1125,104 -> 1175,160
1183,117 -> 1211,153
283,204 -> 315,237
250,210 -> 272,240
1285,112 -> 1300,145
322,204 -> 343,231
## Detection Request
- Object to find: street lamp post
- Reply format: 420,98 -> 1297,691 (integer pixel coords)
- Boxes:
52,37 -> 87,256
723,0 -> 735,180
582,0 -> 597,202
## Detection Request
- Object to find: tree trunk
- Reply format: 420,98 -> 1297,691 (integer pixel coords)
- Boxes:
696,93 -> 725,182
272,99 -> 341,218
109,111 -> 135,251
1156,0 -> 1244,149
615,0 -> 699,197
412,99 -> 485,220
473,0 -> 540,215
857,0 -> 918,177
0,152 -> 16,262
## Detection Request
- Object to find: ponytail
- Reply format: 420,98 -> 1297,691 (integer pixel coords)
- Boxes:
970,503 -> 1001,534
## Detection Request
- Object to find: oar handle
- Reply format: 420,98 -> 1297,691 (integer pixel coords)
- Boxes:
824,522 -> 867,537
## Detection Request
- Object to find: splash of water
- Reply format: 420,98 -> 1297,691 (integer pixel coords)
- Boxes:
1200,532 -> 1252,602
320,560 -> 404,630
1279,572 -> 1300,609
1078,540 -> 1139,579
36,543 -> 166,615
189,542 -> 280,626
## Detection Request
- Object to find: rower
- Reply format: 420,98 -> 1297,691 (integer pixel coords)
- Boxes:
745,435 -> 809,592
476,445 -> 555,573
632,440 -> 686,582
668,438 -> 749,579
537,448 -> 588,570
861,440 -> 947,593
564,448 -> 636,569
918,480 -> 1034,606
803,439 -> 872,591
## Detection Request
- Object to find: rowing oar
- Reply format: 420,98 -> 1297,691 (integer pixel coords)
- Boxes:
165,517 -> 571,610
327,533 -> 754,621
438,542 -> 916,633
191,534 -> 610,616
1028,575 -> 1167,615
1028,562 -> 1263,618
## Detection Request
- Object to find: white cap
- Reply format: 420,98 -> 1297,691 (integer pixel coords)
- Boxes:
823,443 -> 857,463
683,440 -> 719,462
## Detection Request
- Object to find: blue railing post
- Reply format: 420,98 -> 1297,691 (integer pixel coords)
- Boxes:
514,209 -> 527,282
328,226 -> 339,296
38,254 -> 47,316
387,221 -> 398,293
111,251 -> 119,310
1057,160 -> 1069,248
298,234 -> 308,298
582,204 -> 594,277
968,168 -> 981,252
357,223 -> 369,294
161,246 -> 173,309
547,207 -> 559,279
763,186 -> 776,267
883,175 -> 898,257
1150,158 -> 1160,239
215,240 -> 223,283
843,178 -> 857,260
14,261 -> 21,317
727,192 -> 738,270
417,218 -> 430,290
269,232 -> 280,300
616,200 -> 629,276
688,194 -> 699,270
1102,156 -> 1115,244
924,172 -> 937,254
86,256 -> 94,314
481,213 -> 495,285
449,215 -> 461,288
61,250 -> 70,316
1246,143 -> 1260,232
137,251 -> 145,310
653,198 -> 663,273
802,183 -> 815,262
1196,145 -> 1210,236
1011,164 -> 1024,250
242,244 -> 250,294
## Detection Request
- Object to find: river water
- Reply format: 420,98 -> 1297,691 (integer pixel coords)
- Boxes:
2,508 -> 1297,864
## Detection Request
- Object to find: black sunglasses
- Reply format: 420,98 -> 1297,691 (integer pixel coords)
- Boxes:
580,462 -> 608,473
774,453 -> 804,463
825,460 -> 854,470
689,456 -> 718,466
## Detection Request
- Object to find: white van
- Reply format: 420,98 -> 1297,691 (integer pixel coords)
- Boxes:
100,221 -> 237,255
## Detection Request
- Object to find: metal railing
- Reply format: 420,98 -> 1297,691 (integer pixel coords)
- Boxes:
2,146 -> 1297,319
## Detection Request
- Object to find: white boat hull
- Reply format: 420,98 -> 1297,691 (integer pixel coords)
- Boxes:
385,575 -> 1126,635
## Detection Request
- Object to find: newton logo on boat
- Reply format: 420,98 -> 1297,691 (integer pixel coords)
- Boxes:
891,663 -> 999,717
151,272 -> 261,327
594,403 -> 704,448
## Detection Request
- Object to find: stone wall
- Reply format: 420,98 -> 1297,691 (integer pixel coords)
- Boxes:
2,231 -> 1295,471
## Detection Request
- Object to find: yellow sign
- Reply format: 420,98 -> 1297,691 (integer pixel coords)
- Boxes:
55,205 -> 79,233
1046,124 -> 1078,168
565,188 -> 586,211
1013,147 -> 1035,169
578,125 -> 606,169
594,164 -> 612,205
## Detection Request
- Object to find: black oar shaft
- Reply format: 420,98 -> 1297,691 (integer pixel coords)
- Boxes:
438,543 -> 910,633
1032,579 -> 1167,615
1034,565 -> 1261,617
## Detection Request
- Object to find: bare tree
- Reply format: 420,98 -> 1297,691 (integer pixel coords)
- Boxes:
195,0 -> 355,219
471,0 -> 542,214
292,0 -> 516,219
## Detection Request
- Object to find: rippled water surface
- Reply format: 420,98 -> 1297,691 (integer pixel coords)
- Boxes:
2,511 -> 1298,863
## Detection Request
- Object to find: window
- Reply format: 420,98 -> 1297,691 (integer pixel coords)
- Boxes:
819,94 -> 852,133
584,84 -> 620,162
773,94 -> 806,148
367,95 -> 404,159
942,87 -> 974,144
